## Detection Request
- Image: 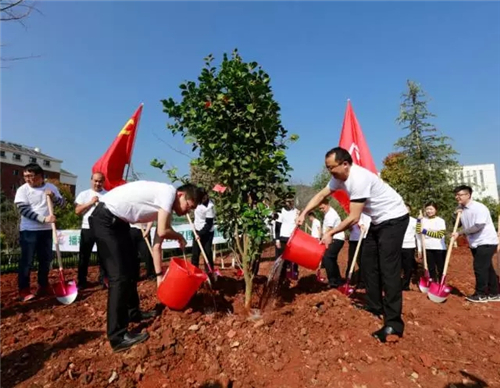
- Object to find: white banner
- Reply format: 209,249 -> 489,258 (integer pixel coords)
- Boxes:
52,224 -> 227,252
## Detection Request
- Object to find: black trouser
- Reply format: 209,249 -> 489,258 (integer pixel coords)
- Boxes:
360,214 -> 409,334
322,239 -> 345,286
426,249 -> 446,282
19,230 -> 52,291
191,231 -> 214,273
401,248 -> 416,290
78,228 -> 106,285
276,237 -> 299,279
129,228 -> 155,278
471,244 -> 499,295
89,203 -> 141,345
346,240 -> 364,282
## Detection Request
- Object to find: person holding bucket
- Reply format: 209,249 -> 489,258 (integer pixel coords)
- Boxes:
297,147 -> 409,343
89,181 -> 202,353
415,201 -> 447,283
318,199 -> 345,289
452,185 -> 499,303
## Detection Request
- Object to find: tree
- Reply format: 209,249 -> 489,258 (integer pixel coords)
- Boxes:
158,49 -> 297,309
477,196 -> 500,225
310,168 -> 348,220
0,191 -> 20,253
383,80 -> 459,225
46,179 -> 81,230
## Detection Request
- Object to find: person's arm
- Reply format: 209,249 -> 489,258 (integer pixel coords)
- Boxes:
143,221 -> 153,238
296,187 -> 331,225
16,202 -> 55,224
45,185 -> 65,207
157,208 -> 186,243
75,195 -> 99,215
325,201 -> 365,238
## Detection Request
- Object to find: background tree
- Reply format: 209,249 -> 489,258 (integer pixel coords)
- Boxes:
46,179 -> 81,230
157,49 -> 297,308
381,80 -> 459,226
0,191 -> 20,253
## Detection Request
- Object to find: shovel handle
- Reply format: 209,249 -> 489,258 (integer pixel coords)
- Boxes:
346,229 -> 366,279
46,195 -> 63,271
442,211 -> 462,277
420,233 -> 428,271
186,213 -> 213,274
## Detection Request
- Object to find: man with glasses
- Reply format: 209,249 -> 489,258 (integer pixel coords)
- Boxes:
14,163 -> 65,301
89,181 -> 203,352
297,147 -> 409,343
75,172 -> 107,289
452,185 -> 499,303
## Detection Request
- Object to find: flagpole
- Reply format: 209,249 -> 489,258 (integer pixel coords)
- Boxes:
124,103 -> 144,182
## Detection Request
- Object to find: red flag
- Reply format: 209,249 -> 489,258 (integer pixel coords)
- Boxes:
332,100 -> 377,213
92,104 -> 143,191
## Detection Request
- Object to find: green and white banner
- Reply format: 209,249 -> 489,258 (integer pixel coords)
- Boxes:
52,224 -> 227,252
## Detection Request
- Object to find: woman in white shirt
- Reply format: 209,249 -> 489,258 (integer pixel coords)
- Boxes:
416,201 -> 446,282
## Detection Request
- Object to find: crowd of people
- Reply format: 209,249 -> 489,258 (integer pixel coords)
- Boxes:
12,146 -> 500,352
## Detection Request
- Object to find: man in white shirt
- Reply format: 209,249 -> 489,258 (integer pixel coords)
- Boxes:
318,199 -> 345,288
275,197 -> 300,280
452,185 -> 499,303
308,212 -> 322,240
14,163 -> 65,302
401,204 -> 421,291
89,181 -> 202,352
298,147 -> 409,343
192,190 -> 216,274
75,172 -> 107,289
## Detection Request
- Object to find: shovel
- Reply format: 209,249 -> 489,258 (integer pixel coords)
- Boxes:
428,211 -> 462,303
186,214 -> 220,280
338,229 -> 365,296
418,234 -> 431,294
47,195 -> 78,305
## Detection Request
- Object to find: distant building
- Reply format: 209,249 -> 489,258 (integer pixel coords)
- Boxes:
0,141 -> 78,199
453,164 -> 498,201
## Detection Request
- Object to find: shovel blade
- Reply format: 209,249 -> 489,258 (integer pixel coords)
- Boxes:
338,280 -> 355,296
418,277 -> 430,294
53,280 -> 78,305
428,279 -> 451,304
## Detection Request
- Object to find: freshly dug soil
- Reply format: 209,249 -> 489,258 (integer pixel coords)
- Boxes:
2,245 -> 500,388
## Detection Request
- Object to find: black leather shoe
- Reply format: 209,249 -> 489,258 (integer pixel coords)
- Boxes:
111,332 -> 149,353
372,326 -> 403,343
129,310 -> 159,323
353,303 -> 383,319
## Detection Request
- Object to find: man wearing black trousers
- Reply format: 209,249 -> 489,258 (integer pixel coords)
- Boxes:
75,172 -> 107,289
90,181 -> 202,352
191,190 -> 215,275
298,147 -> 409,343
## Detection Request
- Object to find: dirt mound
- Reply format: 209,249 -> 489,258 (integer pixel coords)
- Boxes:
2,246 -> 500,388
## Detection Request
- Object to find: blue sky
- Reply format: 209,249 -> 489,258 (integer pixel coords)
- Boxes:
3,1 -> 500,194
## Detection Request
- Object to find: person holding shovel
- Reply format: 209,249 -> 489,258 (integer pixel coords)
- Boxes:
318,198 -> 345,289
297,147 -> 409,343
346,213 -> 371,289
15,163 -> 65,302
89,181 -> 202,352
401,204 -> 421,291
75,172 -> 108,289
416,201 -> 446,283
191,189 -> 216,277
452,185 -> 499,303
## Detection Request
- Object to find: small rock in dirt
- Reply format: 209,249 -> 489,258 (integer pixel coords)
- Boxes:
127,344 -> 149,360
227,329 -> 237,338
230,341 -> 240,348
342,366 -> 348,373
188,324 -> 200,332
300,328 -> 308,336
273,362 -> 285,371
134,364 -> 143,375
184,308 -> 193,315
410,372 -> 419,379
253,320 -> 265,329
108,371 -> 118,384
419,353 -> 434,367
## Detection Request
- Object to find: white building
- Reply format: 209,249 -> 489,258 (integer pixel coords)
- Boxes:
453,164 -> 498,201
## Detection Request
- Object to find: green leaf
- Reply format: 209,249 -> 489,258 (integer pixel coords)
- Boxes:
246,104 -> 256,114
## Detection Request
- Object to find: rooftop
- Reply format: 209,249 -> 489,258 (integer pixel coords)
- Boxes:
0,140 -> 63,162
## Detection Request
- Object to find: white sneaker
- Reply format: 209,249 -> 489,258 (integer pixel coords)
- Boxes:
487,294 -> 500,302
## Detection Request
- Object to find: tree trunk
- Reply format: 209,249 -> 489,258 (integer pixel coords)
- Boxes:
243,256 -> 253,310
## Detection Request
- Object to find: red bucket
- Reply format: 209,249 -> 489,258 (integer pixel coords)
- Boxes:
282,228 -> 326,270
157,258 -> 208,310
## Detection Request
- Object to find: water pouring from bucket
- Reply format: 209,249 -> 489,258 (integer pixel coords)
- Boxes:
428,210 -> 462,304
47,195 -> 78,305
338,228 -> 366,296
